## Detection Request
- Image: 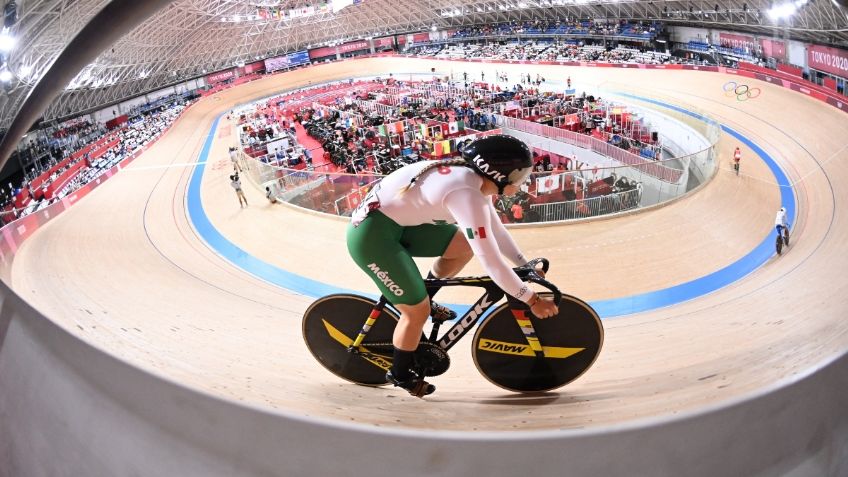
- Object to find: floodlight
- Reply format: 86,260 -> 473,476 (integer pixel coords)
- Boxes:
0,29 -> 13,53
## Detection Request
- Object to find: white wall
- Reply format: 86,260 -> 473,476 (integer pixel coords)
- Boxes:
669,26 -> 711,44
788,40 -> 807,68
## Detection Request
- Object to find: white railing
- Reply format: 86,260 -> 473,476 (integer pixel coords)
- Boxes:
496,114 -> 685,183
528,186 -> 642,221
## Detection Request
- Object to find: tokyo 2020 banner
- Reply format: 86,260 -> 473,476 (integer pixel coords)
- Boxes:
808,45 -> 848,78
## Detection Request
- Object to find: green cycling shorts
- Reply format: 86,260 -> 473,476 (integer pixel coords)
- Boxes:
346,211 -> 458,305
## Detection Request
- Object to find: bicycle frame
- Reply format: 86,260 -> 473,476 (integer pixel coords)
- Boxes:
349,263 -> 558,357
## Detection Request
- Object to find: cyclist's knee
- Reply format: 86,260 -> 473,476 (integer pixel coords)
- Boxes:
443,231 -> 473,261
396,298 -> 431,323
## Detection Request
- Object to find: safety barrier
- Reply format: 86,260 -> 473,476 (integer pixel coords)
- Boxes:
529,186 -> 642,221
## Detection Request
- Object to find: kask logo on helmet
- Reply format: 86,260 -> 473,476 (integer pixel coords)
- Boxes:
473,155 -> 507,183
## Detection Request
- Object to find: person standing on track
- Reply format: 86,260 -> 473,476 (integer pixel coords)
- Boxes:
733,146 -> 742,175
231,173 -> 248,208
346,135 -> 558,396
229,146 -> 242,172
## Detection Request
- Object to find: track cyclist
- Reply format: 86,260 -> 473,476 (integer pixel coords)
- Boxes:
775,206 -> 790,241
346,135 -> 559,396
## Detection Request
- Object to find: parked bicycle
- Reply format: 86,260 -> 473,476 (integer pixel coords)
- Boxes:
302,258 -> 604,396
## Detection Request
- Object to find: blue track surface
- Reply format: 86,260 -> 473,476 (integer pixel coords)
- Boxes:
187,96 -> 795,318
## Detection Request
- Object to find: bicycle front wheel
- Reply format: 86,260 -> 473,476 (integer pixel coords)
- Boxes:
302,294 -> 399,386
472,294 -> 603,393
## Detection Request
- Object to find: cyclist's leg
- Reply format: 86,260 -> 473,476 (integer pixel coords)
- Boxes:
401,224 -> 470,315
401,224 -> 471,279
347,212 -> 433,384
432,230 -> 474,278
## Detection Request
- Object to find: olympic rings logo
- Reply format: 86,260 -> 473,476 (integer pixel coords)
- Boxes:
723,81 -> 761,101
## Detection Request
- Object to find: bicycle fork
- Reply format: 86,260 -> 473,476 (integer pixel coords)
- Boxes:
510,308 -> 546,357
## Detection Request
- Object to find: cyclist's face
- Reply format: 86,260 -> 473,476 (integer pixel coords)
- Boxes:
502,183 -> 520,196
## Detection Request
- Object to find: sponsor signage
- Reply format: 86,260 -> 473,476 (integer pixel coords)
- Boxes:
309,40 -> 370,59
808,45 -> 848,78
719,32 -> 756,52
264,50 -> 310,72
337,40 -> 369,54
206,69 -> 235,85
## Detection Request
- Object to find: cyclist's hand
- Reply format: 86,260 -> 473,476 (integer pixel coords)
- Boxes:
531,297 -> 558,319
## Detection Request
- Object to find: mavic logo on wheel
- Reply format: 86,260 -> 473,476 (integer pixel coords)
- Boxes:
478,338 -> 585,359
367,263 -> 404,297
481,340 -> 527,354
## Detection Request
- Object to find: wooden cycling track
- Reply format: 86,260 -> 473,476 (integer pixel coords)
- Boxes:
7,57 -> 847,431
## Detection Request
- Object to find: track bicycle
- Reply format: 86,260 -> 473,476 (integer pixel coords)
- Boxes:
302,258 -> 604,396
776,226 -> 790,255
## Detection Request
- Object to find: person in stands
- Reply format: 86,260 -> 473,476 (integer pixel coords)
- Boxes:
347,135 -> 558,397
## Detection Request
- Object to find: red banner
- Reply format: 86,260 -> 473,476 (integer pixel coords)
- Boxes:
823,77 -> 837,91
244,61 -> 265,74
206,69 -> 235,85
337,40 -> 369,54
759,38 -> 786,61
411,32 -> 430,43
374,36 -> 394,48
309,46 -> 336,59
808,45 -> 848,78
777,63 -> 802,77
719,32 -> 756,52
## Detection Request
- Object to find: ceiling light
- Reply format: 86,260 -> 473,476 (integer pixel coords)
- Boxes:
0,68 -> 12,82
18,63 -> 31,77
767,2 -> 797,18
0,30 -> 14,52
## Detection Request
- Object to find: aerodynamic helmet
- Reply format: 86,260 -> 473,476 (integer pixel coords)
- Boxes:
461,134 -> 533,194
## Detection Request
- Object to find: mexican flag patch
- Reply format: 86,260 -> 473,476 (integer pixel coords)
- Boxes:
465,227 -> 487,239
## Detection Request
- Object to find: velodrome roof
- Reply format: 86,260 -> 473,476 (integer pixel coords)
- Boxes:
0,0 -> 847,129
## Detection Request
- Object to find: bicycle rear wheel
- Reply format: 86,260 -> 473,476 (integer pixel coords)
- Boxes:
472,294 -> 603,393
302,294 -> 399,386
776,234 -> 784,255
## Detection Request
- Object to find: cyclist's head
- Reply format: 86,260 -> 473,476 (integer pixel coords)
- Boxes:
461,134 -> 533,194
780,207 -> 786,213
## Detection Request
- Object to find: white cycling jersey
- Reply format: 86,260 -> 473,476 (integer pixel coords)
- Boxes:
351,161 -> 533,303
775,209 -> 788,227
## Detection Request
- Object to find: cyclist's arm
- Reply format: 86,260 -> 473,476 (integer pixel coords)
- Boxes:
444,188 -> 533,304
487,201 -> 528,267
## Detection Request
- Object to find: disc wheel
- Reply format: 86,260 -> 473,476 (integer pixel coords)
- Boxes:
302,294 -> 399,386
472,294 -> 603,393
